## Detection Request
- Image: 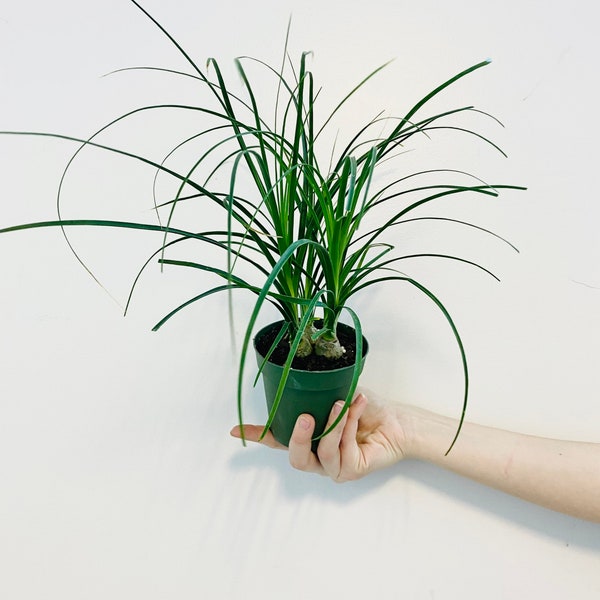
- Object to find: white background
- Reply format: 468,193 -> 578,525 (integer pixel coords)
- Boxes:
1,1 -> 599,598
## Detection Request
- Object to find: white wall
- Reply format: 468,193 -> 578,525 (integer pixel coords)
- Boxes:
1,1 -> 599,598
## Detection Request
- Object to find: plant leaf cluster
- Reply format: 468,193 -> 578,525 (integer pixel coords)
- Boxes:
0,0 -> 525,452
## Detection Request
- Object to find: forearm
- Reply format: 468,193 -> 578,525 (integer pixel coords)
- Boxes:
404,409 -> 600,522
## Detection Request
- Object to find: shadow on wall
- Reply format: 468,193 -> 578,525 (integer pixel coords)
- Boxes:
229,446 -> 600,552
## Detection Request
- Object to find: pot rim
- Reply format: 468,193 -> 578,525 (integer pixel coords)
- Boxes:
253,319 -> 369,374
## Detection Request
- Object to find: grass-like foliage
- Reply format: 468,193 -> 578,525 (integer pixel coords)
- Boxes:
0,0 -> 524,452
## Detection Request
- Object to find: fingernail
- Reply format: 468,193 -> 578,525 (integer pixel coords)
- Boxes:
333,401 -> 344,415
298,416 -> 311,430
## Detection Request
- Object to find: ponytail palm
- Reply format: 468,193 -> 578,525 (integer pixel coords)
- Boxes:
0,0 -> 524,452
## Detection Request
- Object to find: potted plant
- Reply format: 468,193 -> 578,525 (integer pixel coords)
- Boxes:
0,0 -> 524,454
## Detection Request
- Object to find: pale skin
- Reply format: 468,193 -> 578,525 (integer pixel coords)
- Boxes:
230,389 -> 600,523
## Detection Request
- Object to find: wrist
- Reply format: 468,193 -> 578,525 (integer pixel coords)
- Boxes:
399,405 -> 459,461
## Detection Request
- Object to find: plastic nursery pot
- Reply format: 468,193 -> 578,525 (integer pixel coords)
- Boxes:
253,320 -> 369,451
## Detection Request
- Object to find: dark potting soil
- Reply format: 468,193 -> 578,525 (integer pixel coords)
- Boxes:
255,321 -> 364,372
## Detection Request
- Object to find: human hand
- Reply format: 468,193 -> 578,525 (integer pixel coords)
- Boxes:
230,390 -> 411,482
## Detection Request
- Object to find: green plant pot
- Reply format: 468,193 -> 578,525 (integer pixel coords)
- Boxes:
254,321 -> 369,451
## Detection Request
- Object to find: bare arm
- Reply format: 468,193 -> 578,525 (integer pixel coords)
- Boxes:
231,391 -> 600,522
407,407 -> 600,523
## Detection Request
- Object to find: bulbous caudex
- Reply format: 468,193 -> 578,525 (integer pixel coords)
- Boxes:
292,322 -> 346,360
314,333 -> 346,359
295,328 -> 314,358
